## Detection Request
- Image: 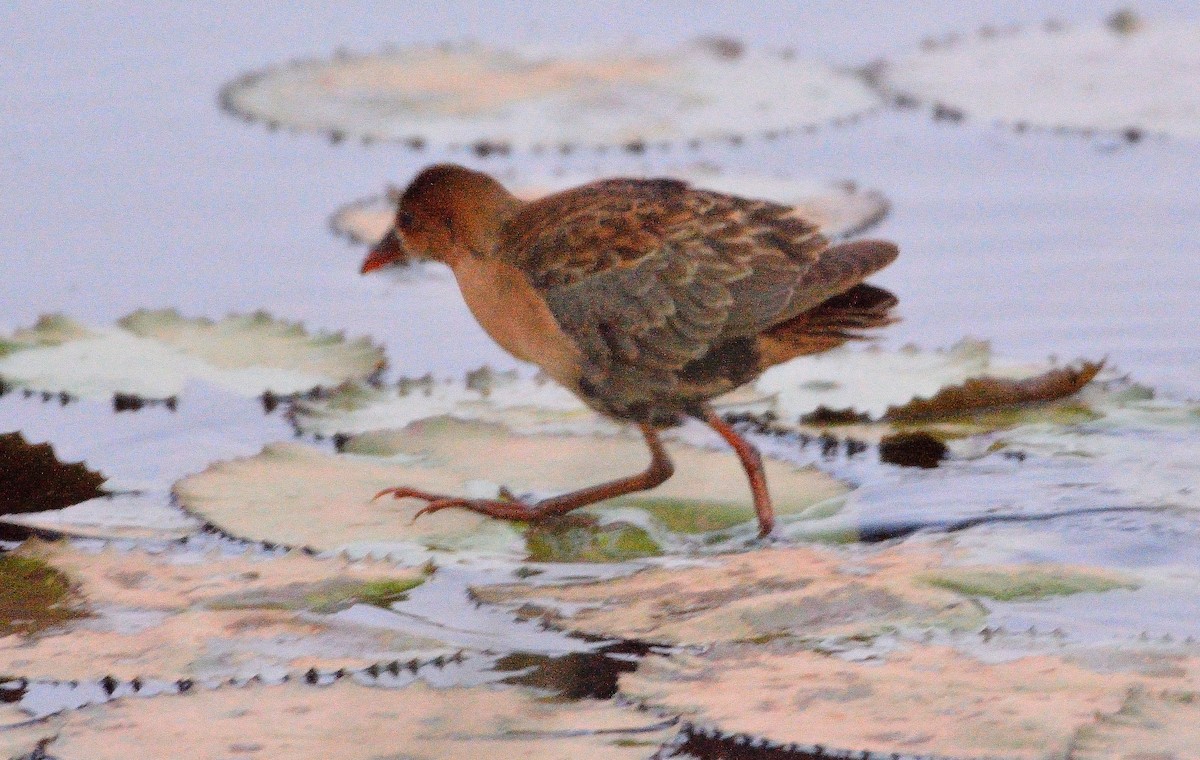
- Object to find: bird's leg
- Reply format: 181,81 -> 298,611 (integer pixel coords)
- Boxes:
375,424 -> 675,523
701,406 -> 775,538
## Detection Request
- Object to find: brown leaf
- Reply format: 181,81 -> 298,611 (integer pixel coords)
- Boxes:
0,432 -> 106,516
883,360 -> 1103,422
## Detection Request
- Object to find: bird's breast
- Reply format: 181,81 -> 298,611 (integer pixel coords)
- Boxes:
450,257 -> 583,389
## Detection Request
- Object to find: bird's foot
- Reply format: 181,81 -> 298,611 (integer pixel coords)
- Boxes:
373,486 -> 538,522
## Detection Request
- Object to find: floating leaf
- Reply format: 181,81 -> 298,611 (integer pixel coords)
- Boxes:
1071,689 -> 1200,759
879,18 -> 1200,138
222,40 -> 880,150
473,545 -> 1011,645
1,680 -> 674,760
0,552 -> 86,638
620,643 -> 1196,759
0,310 -> 384,401
0,542 -> 438,681
0,433 -> 106,517
884,361 -> 1103,422
174,417 -> 848,559
332,169 -> 890,251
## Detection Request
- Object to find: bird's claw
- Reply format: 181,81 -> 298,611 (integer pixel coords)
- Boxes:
373,485 -> 536,522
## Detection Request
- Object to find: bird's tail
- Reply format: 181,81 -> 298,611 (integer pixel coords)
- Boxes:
755,283 -> 899,369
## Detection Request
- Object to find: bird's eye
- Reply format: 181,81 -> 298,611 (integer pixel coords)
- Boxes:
398,211 -> 414,229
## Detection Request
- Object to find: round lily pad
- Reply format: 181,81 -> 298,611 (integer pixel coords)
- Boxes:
1,679 -> 675,760
0,541 -> 437,682
473,543 -> 1135,646
331,168 -> 890,250
620,642 -> 1199,759
879,15 -> 1200,138
221,39 -> 880,150
173,417 -> 849,559
0,310 -> 384,401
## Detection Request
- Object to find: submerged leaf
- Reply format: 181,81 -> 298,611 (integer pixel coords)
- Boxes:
1,680 -> 674,760
0,551 -> 86,637
919,565 -> 1137,601
884,361 -> 1103,422
1071,689 -> 1200,759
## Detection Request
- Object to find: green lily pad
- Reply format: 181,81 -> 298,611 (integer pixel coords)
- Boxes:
0,552 -> 86,638
0,310 -> 384,400
221,39 -> 880,150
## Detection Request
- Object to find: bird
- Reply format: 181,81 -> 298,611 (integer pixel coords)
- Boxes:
360,164 -> 898,537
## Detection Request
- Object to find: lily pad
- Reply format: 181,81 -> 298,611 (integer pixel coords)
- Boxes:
1,680 -> 675,760
0,541 -> 440,682
879,16 -> 1200,138
620,643 -> 1195,759
0,432 -> 106,518
173,417 -> 849,558
0,310 -> 384,401
331,168 -> 890,251
0,552 -> 86,638
1071,689 -> 1200,760
221,39 -> 880,150
471,545 -> 1049,645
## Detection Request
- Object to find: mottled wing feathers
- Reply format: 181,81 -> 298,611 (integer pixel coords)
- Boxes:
497,177 -> 895,419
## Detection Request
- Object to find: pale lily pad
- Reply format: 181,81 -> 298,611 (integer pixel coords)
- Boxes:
173,417 -> 848,558
0,310 -> 384,400
221,39 -> 880,150
1071,689 -> 1200,760
620,643 -> 1200,759
880,16 -> 1200,138
0,541 -> 440,682
472,545 -> 1081,645
1,680 -> 674,760
331,168 -> 890,250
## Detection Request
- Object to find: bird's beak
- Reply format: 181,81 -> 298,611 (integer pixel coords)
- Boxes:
360,229 -> 408,274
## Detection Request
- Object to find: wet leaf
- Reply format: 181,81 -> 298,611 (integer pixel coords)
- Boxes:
0,309 -> 384,400
222,40 -> 880,149
1071,689 -> 1200,759
919,565 -> 1137,601
0,552 -> 86,638
620,643 -> 1197,759
474,545 -> 997,645
883,361 -> 1103,422
1,680 -> 675,760
0,432 -> 106,517
0,541 -> 439,681
881,18 -> 1200,138
877,431 -> 947,468
174,418 -> 848,558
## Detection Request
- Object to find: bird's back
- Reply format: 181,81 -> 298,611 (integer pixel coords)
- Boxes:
495,177 -> 898,425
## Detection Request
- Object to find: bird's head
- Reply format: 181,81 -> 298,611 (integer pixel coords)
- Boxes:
360,164 -> 520,273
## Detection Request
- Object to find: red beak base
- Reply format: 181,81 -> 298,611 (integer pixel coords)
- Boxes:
360,229 -> 408,274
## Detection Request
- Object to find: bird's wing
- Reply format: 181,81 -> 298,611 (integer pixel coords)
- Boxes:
500,178 -> 834,381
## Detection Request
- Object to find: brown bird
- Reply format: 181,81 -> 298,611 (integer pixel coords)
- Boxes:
361,164 -> 898,537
